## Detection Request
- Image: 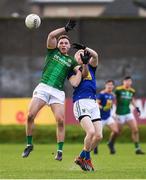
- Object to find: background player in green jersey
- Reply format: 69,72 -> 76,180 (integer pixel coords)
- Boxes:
114,76 -> 145,155
22,20 -> 78,160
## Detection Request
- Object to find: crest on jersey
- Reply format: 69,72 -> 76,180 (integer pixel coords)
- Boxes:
68,59 -> 72,63
82,109 -> 86,113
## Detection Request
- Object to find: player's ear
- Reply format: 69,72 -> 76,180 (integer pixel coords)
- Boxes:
57,41 -> 59,48
68,43 -> 71,49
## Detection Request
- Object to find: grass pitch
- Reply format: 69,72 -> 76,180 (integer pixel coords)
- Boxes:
0,143 -> 146,179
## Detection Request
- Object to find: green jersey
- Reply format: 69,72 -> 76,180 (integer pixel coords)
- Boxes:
40,48 -> 78,90
115,85 -> 135,115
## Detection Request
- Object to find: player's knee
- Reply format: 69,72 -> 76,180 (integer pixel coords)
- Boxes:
118,128 -> 122,135
132,128 -> 139,134
95,133 -> 103,141
55,112 -> 64,122
27,113 -> 35,123
99,134 -> 103,141
57,118 -> 65,128
87,129 -> 95,138
113,129 -> 119,135
96,135 -> 103,142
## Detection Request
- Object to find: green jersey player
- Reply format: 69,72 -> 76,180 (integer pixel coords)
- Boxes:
22,20 -> 78,160
114,76 -> 144,155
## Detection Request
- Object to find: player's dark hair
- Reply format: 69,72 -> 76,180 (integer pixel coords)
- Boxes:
105,80 -> 115,85
57,35 -> 70,43
123,76 -> 132,80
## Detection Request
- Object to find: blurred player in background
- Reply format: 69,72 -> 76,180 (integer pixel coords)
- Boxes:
115,76 -> 145,154
94,80 -> 119,155
22,20 -> 78,160
68,43 -> 102,171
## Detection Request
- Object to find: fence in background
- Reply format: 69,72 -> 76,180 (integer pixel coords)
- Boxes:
0,18 -> 146,98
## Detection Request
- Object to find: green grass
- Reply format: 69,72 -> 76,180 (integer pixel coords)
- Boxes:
1,125 -> 146,143
0,143 -> 146,179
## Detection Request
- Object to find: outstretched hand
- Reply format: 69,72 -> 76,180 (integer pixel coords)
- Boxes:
65,19 -> 76,32
72,43 -> 86,50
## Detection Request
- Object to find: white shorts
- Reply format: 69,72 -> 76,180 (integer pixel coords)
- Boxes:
102,116 -> 115,127
73,99 -> 101,121
116,113 -> 134,124
33,83 -> 65,105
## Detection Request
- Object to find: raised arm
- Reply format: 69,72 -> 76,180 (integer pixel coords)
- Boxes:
47,20 -> 76,49
86,47 -> 98,67
79,50 -> 91,77
72,43 -> 98,67
47,28 -> 66,49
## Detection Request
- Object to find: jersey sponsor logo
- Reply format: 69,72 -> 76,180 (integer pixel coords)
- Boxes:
104,99 -> 113,110
53,54 -> 72,67
68,59 -> 72,63
121,91 -> 133,99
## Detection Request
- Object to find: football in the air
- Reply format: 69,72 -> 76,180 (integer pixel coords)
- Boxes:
25,14 -> 41,29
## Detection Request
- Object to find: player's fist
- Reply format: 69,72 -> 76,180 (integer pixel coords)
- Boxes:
65,19 -> 76,32
72,43 -> 86,50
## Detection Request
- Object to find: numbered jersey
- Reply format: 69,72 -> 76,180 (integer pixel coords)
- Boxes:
40,48 -> 77,90
115,85 -> 135,115
68,64 -> 97,102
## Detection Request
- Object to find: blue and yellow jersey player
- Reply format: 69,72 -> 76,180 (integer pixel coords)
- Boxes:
94,80 -> 119,155
68,43 -> 103,171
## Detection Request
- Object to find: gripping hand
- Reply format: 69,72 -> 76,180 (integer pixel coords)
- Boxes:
80,50 -> 91,64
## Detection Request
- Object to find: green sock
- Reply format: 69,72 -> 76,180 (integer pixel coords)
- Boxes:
135,142 -> 140,150
26,136 -> 33,145
57,142 -> 64,151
